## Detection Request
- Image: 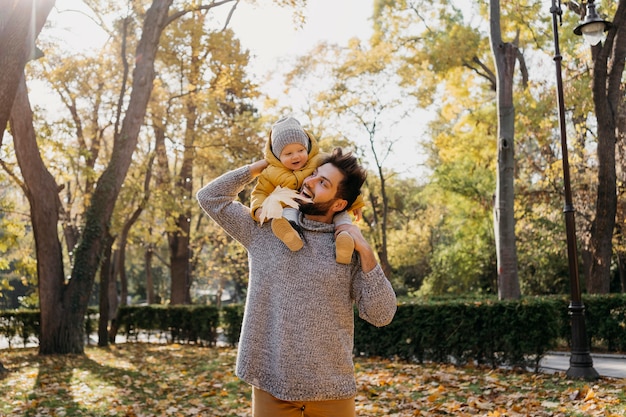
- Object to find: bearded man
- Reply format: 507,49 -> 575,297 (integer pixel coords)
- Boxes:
197,146 -> 397,417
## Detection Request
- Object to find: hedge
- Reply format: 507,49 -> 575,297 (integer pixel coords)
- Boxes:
2,295 -> 624,370
354,297 -> 561,370
0,308 -> 98,348
115,305 -> 220,346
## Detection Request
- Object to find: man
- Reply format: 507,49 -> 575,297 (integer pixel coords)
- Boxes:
197,147 -> 397,417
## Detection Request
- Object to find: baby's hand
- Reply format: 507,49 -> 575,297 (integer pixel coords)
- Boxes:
352,207 -> 363,222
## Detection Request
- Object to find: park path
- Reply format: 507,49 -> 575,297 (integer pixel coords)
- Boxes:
539,351 -> 626,379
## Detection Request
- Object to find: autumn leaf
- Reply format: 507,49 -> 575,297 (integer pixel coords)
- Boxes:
257,186 -> 311,225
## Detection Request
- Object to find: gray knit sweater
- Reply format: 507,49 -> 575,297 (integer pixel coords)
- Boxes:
196,166 -> 397,402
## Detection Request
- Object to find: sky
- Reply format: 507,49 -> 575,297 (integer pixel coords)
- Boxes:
48,0 -> 374,69
226,0 -> 375,76
46,0 -> 374,96
40,0 -> 427,179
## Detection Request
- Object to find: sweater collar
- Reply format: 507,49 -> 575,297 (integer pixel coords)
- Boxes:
298,213 -> 335,233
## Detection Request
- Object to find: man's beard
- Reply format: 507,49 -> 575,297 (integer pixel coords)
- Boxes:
299,198 -> 337,216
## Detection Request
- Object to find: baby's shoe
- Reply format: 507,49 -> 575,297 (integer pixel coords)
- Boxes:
271,217 -> 303,251
335,231 -> 354,264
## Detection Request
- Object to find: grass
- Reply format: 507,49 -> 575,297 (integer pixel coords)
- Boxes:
1,343 -> 625,416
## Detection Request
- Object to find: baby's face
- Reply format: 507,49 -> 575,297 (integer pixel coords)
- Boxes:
279,143 -> 309,170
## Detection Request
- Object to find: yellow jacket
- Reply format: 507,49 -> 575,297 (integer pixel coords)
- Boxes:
250,130 -> 364,221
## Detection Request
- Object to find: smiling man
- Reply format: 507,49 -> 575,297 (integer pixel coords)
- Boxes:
197,147 -> 397,417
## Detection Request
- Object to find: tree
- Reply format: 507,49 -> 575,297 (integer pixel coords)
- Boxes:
7,0 -> 309,355
377,175 -> 430,292
488,0 -> 523,299
370,0 -> 521,295
20,7 -> 156,345
1,0 -> 58,363
101,151 -> 155,343
581,0 -> 626,293
417,102 -> 498,295
44,0 -> 175,354
6,0 -> 185,354
153,14 -> 260,304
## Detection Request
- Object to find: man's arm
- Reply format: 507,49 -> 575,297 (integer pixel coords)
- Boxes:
336,223 -> 396,327
334,223 -> 377,273
196,160 -> 269,247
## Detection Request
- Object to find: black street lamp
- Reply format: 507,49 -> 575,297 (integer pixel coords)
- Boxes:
549,0 -> 609,380
573,0 -> 613,46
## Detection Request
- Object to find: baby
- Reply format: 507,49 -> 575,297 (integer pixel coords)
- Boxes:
250,116 -> 363,264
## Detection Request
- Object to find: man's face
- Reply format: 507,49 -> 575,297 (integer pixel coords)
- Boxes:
298,163 -> 347,217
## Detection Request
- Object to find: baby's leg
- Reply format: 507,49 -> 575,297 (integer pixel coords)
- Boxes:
271,207 -> 303,251
333,212 -> 354,264
282,207 -> 299,222
333,211 -> 352,226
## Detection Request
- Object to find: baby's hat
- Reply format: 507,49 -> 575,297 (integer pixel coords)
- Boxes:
271,116 -> 310,158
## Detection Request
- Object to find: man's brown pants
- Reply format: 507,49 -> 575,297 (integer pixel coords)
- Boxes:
252,387 -> 356,417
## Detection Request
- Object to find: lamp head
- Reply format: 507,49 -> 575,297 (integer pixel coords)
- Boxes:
573,0 -> 612,46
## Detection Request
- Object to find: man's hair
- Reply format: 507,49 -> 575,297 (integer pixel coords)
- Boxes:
322,147 -> 367,210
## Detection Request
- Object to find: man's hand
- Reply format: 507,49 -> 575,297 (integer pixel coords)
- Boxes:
334,223 -> 377,273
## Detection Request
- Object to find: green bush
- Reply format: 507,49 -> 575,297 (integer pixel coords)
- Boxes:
354,297 -> 561,370
0,309 -> 39,348
2,294 -> 625,366
352,294 -> 626,368
116,305 -> 220,346
221,304 -> 244,347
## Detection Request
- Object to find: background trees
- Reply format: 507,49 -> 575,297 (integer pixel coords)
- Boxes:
2,0 -> 277,354
1,0 -> 625,354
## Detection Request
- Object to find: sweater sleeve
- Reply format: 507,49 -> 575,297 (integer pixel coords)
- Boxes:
351,264 -> 397,327
196,166 -> 257,248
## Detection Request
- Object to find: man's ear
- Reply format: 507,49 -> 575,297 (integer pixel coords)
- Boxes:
331,199 -> 348,213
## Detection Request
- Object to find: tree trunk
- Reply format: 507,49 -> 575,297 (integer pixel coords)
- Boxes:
106,155 -> 153,332
169,226 -> 192,304
489,0 -> 520,300
167,20 -> 205,304
107,249 -> 120,342
98,240 -> 113,347
617,250 -> 626,293
366,185 -> 392,279
146,245 -> 156,304
106,249 -> 121,343
10,77 -> 69,354
153,107 -> 193,305
109,250 -> 121,313
586,2 -> 626,293
377,164 -> 392,279
0,0 -> 54,142
168,130 -> 193,305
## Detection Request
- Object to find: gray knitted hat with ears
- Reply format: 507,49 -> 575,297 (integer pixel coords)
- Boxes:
270,116 -> 310,158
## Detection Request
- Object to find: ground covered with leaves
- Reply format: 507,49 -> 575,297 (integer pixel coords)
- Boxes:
0,343 -> 624,416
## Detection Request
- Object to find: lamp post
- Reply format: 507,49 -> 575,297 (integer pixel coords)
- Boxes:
573,0 -> 613,46
549,0 -> 605,380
